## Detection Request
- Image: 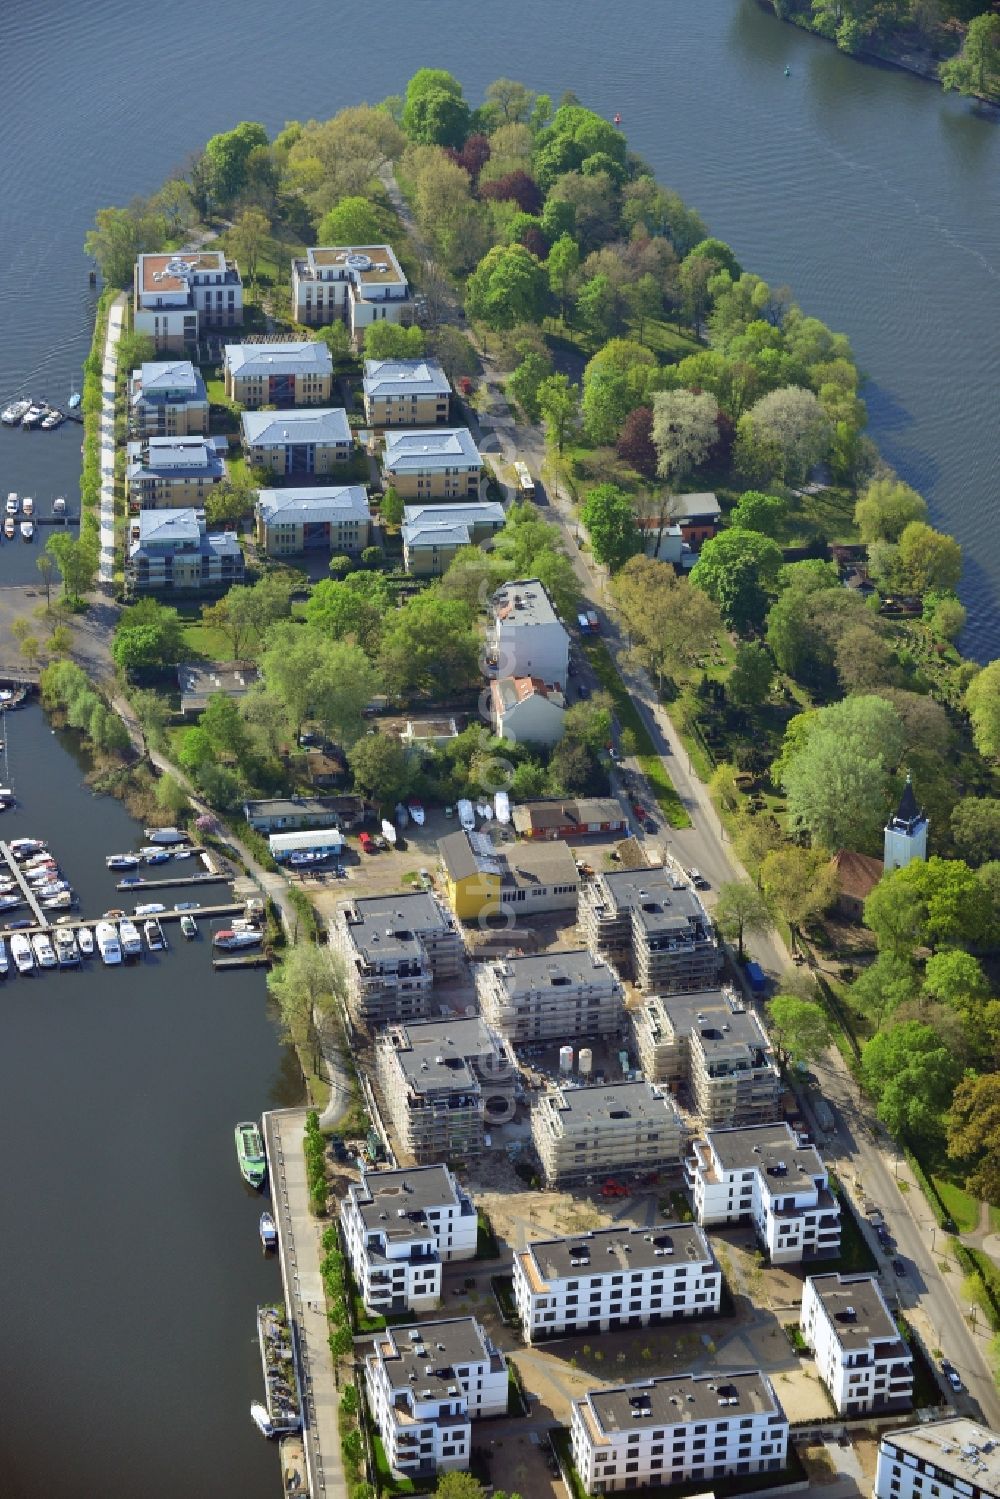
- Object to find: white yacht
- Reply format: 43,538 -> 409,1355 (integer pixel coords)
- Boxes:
21,405 -> 46,429
31,933 -> 57,969
118,919 -> 142,958
457,798 -> 476,832
95,921 -> 122,966
144,918 -> 165,951
53,495 -> 66,515
77,926 -> 94,957
3,517 -> 14,540
40,410 -> 63,430
41,891 -> 73,910
1,400 -> 31,426
5,492 -> 18,514
54,927 -> 80,966
21,496 -> 33,517
20,521 -> 34,542
10,933 -> 34,974
0,936 -> 8,976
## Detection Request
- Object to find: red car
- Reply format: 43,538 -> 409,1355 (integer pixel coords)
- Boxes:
358,832 -> 375,854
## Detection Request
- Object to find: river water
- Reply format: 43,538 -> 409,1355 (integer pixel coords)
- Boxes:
1,1 -> 998,1491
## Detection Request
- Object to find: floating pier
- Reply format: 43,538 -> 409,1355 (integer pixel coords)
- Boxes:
0,842 -> 49,927
115,871 -> 230,892
212,952 -> 271,971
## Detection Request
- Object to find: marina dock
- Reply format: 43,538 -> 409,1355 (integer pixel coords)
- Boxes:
0,902 -> 245,940
115,871 -> 230,892
212,952 -> 271,971
0,841 -> 49,927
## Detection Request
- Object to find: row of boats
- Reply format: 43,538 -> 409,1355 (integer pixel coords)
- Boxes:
1,839 -> 76,912
458,790 -> 511,832
3,492 -> 66,541
1,397 -> 76,430
0,914 -> 169,974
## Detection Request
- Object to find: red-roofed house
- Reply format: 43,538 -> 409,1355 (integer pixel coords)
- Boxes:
830,850 -> 884,922
491,677 -> 566,746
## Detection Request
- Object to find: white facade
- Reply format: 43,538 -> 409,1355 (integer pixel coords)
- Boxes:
874,1420 -> 1000,1499
513,1223 -> 720,1344
490,579 -> 570,690
291,244 -> 412,337
134,252 -> 243,351
883,774 -> 929,872
341,1164 -> 477,1317
491,677 -> 567,746
685,1122 -> 841,1265
801,1273 -> 913,1416
366,1317 -> 507,1480
571,1370 -> 788,1496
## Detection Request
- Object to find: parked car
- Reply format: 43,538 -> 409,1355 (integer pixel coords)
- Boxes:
358,832 -> 375,854
644,818 -> 658,834
892,1258 -> 907,1277
688,868 -> 710,890
940,1359 -> 963,1392
576,684 -> 590,700
418,869 -> 433,891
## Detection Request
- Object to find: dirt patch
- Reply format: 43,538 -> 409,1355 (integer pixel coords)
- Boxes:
470,1182 -> 660,1254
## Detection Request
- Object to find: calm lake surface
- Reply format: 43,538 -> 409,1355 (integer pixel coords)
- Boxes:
1,0 -> 999,1489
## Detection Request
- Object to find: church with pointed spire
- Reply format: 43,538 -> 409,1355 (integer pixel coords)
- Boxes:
883,773 -> 928,872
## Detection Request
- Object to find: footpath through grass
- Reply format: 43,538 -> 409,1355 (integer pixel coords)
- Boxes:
582,639 -> 690,829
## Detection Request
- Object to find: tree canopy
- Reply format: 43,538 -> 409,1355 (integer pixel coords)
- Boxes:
862,1021 -> 961,1145
691,529 -> 783,635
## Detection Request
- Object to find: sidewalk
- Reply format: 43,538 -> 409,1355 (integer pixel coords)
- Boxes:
264,1107 -> 348,1499
98,292 -> 126,585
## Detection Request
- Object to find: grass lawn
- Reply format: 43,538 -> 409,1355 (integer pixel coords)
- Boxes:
636,314 -> 702,363
581,638 -> 690,829
372,1432 -> 416,1496
179,620 -> 237,661
476,1209 -> 500,1260
782,484 -> 859,546
491,1274 -> 518,1325
205,376 -> 227,405
931,1176 -> 982,1236
990,1205 -> 1000,1235
824,1190 -> 878,1275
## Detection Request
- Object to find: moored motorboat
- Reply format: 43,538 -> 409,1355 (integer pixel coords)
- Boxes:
0,894 -> 22,912
53,495 -> 66,514
3,518 -> 14,540
259,1211 -> 277,1251
68,391 -> 81,410
106,853 -> 140,869
141,847 -> 171,865
213,926 -> 262,951
31,933 -> 57,969
10,933 -> 33,974
54,927 -> 80,966
144,918 -> 165,951
0,936 -> 8,976
180,913 -> 197,939
95,920 -> 122,965
1,400 -> 31,426
41,891 -> 73,910
20,521 -> 33,541
10,838 -> 45,858
21,496 -> 33,517
21,405 -> 46,429
40,409 -> 64,430
77,926 -> 94,957
144,826 -> 187,845
118,918 -> 142,958
236,1120 -> 267,1188
250,1403 -> 274,1438
408,798 -> 425,826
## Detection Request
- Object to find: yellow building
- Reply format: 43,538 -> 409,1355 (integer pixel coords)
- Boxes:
363,358 -> 451,427
381,427 -> 482,501
437,830 -> 580,924
223,341 -> 333,408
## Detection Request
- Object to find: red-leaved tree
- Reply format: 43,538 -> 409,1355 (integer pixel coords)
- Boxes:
479,170 -> 543,214
616,406 -> 658,479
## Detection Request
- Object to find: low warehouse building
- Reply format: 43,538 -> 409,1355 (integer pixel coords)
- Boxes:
268,827 -> 342,864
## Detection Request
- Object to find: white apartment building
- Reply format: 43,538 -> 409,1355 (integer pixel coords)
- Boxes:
330,891 -> 464,1029
632,987 -> 782,1129
134,251 -> 243,351
802,1273 -> 913,1416
571,1370 -> 789,1496
341,1164 -> 477,1317
489,578 -> 570,690
513,1222 -> 720,1344
685,1122 -> 841,1265
476,949 -> 624,1044
532,1081 -> 684,1189
291,244 -> 413,338
875,1419 -> 1000,1499
376,1015 -> 518,1165
366,1317 -> 507,1481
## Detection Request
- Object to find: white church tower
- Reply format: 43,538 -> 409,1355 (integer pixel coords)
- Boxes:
883,773 -> 928,872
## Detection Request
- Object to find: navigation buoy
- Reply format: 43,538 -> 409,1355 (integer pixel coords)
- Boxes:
784,66 -> 791,76
613,113 -> 623,125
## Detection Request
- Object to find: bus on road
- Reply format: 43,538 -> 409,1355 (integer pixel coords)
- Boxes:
513,460 -> 535,499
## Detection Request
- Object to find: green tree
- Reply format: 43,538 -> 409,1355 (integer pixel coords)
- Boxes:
761,845 -> 838,937
691,529 -> 783,635
849,952 -> 918,1032
714,881 -> 775,960
861,1021 -> 961,1145
112,599 -> 185,673
923,948 -> 988,1008
940,13 -> 1000,98
402,71 -> 471,147
315,322 -> 353,367
378,589 -> 479,699
854,478 -> 928,543
576,273 -> 618,343
896,521 -> 962,594
580,484 -> 640,572
465,243 -> 548,330
205,475 -> 256,530
966,660 -> 1000,762
380,486 -> 404,531
730,490 -> 787,538
84,201 -> 166,287
485,76 -> 537,125
536,373 -> 580,453
201,692 -> 252,762
766,995 -> 833,1071
651,389 -> 720,488
507,351 -> 552,421
736,386 -> 831,486
547,232 -> 580,314
348,733 -> 411,807
203,120 -> 270,205
623,272 -> 663,344
317,195 -> 383,246
926,591 -> 967,643
363,322 -> 426,360
267,943 -> 348,1071
864,857 -> 993,955
947,1073 -> 1000,1206
779,695 -> 906,853
46,530 -> 99,603
951,797 -> 1000,868
729,641 -> 775,707
228,206 -> 270,285
155,774 -> 189,819
35,553 -> 54,608
612,555 -> 723,688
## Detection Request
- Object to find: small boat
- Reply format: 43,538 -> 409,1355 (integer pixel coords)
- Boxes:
171,847 -> 194,860
250,1403 -> 274,1438
95,920 -> 122,965
180,913 -> 197,939
408,798 -> 425,826
77,926 -> 94,957
41,891 -> 73,910
457,798 -> 476,832
10,839 -> 46,857
784,65 -> 791,76
68,391 -> 81,410
259,1212 -> 277,1251
141,847 -> 171,865
494,791 -> 511,825
102,908 -> 125,919
41,409 -> 64,430
53,496 -> 66,514
118,919 -> 142,958
5,492 -> 17,514
381,818 -> 397,846
31,933 -> 57,969
235,1120 -> 267,1189
476,801 -> 492,822
106,853 -> 140,869
3,518 -> 13,540
144,918 -> 166,951
214,927 -> 262,951
21,405 -> 46,429
10,933 -> 33,974
20,521 -> 33,542
1,400 -> 31,426
144,826 -> 187,845
0,895 -> 22,912
0,936 -> 7,976
54,927 -> 80,966
21,496 -> 33,517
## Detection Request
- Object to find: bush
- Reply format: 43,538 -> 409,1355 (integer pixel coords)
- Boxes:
304,1109 -> 328,1216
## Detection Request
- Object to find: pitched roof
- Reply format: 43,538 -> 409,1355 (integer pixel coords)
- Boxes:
401,520 -> 471,549
241,408 -> 350,446
256,486 -> 370,525
890,773 -> 923,830
363,358 -> 451,399
383,427 -> 481,472
831,849 -> 883,901
136,360 -> 204,397
492,677 -> 566,714
225,340 -> 332,378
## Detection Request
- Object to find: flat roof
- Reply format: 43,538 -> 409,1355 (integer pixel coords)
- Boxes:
138,250 -> 229,294
807,1273 -> 904,1352
351,1164 -> 464,1236
306,244 -> 406,286
500,839 -> 579,890
545,1081 -> 679,1132
385,1016 -> 503,1096
245,797 -> 342,819
492,578 -> 560,628
595,869 -> 711,933
512,798 -> 627,832
242,408 -> 351,447
378,1317 -> 498,1396
490,949 -> 619,998
672,491 -> 721,521
178,661 -> 259,709
363,358 -> 451,399
581,1370 -> 781,1436
269,827 -> 343,853
257,486 -> 370,525
383,427 -> 482,472
884,1419 -> 1000,1495
225,340 -> 332,378
342,890 -> 452,933
644,988 -> 771,1056
706,1123 -> 827,1189
524,1222 -> 713,1284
